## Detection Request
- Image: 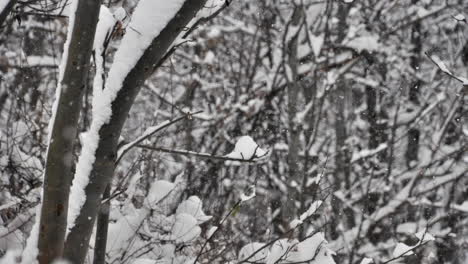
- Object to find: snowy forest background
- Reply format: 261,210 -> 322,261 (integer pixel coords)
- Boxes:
0,0 -> 467,263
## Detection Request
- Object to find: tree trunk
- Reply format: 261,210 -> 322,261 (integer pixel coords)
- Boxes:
282,6 -> 302,229
63,1 -> 207,263
37,1 -> 101,263
92,185 -> 110,264
405,0 -> 421,168
0,0 -> 16,29
331,2 -> 354,240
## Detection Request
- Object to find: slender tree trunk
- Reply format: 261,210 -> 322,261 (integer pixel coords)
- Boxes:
92,185 -> 110,264
63,1 -> 207,263
38,1 -> 101,263
331,2 -> 354,241
282,6 -> 302,229
406,0 -> 421,168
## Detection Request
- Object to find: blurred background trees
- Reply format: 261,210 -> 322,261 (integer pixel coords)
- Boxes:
0,0 -> 467,263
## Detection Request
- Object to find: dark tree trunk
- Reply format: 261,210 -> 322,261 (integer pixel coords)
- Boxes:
405,0 -> 422,168
37,1 -> 101,263
92,185 -> 110,264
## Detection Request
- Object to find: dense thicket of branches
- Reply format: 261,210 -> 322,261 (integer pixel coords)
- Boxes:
0,0 -> 467,263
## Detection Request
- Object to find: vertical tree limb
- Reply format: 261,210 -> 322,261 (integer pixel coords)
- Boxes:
37,1 -> 102,263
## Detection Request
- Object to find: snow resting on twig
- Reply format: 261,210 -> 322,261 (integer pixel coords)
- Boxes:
224,136 -> 268,161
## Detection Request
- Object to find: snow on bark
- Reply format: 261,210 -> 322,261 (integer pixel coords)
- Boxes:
0,0 -> 10,15
66,0 -> 187,234
21,0 -> 80,262
92,6 -> 116,95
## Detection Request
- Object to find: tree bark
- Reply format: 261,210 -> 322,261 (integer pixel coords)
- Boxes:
92,185 -> 110,264
63,1 -> 207,263
37,1 -> 101,263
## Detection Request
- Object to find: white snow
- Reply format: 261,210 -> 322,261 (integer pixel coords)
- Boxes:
145,180 -> 175,207
225,136 -> 267,160
287,233 -> 334,263
238,242 -> 268,262
176,196 -> 212,224
206,226 -> 218,239
453,14 -> 466,21
67,0 -> 187,233
346,35 -> 379,52
299,201 -> 322,221
289,219 -> 303,229
290,201 -> 322,228
0,0 -> 10,16
92,6 -> 116,95
415,229 -> 435,242
240,185 -> 256,202
117,120 -> 171,159
392,229 -> 435,258
295,100 -> 314,124
25,56 -> 58,67
266,239 -> 291,264
360,257 -> 373,264
170,213 -> 201,243
453,201 -> 468,213
113,7 -> 128,23
310,34 -> 324,57
351,143 -> 387,162
392,242 -> 414,258
0,249 -> 21,264
431,55 -> 452,75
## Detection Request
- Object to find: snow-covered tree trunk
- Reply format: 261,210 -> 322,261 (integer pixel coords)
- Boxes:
37,1 -> 101,263
0,0 -> 16,29
62,1 -> 207,263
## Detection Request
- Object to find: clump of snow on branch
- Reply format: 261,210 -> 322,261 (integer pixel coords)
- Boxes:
240,185 -> 256,202
430,55 -> 452,75
67,0 -> 187,233
225,136 -> 268,160
290,201 -> 322,228
453,13 -> 466,22
346,35 -> 380,52
360,257 -> 373,264
392,229 -> 435,258
176,196 -> 212,223
106,178 -> 212,264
